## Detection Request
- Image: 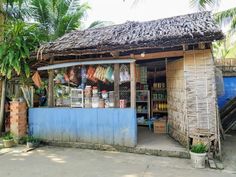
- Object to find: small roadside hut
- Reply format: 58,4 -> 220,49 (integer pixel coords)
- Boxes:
30,11 -> 224,152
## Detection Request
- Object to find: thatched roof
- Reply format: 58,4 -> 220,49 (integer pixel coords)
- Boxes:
41,11 -> 224,57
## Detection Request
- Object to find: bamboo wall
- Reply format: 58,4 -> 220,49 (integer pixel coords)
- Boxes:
167,49 -> 217,146
167,59 -> 187,145
184,50 -> 217,135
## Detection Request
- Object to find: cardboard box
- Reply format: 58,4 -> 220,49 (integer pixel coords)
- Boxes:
154,120 -> 166,134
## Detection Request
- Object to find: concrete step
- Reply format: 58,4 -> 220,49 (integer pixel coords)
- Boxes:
44,141 -> 190,159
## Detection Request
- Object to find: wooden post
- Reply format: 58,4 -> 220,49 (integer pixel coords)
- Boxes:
0,3 -> 5,133
130,62 -> 136,108
114,64 -> 120,108
48,58 -> 54,107
0,77 -> 6,133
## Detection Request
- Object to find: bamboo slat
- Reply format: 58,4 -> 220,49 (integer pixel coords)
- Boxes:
167,49 -> 218,147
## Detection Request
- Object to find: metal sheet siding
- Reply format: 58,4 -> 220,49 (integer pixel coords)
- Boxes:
218,77 -> 236,109
29,108 -> 137,147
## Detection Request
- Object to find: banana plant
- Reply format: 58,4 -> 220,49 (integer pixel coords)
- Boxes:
0,20 -> 39,79
0,20 -> 40,133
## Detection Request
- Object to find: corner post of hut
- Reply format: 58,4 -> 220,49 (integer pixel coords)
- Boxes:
130,61 -> 136,108
48,57 -> 54,107
114,63 -> 120,108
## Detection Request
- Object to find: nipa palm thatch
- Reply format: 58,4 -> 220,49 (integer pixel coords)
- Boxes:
40,11 -> 224,58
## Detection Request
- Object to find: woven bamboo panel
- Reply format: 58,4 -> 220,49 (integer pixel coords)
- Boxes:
184,50 -> 217,137
167,59 -> 188,145
167,50 -> 217,147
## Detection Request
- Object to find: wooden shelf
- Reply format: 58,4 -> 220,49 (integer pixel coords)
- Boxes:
153,110 -> 167,113
136,90 -> 150,120
61,82 -> 78,88
152,99 -> 167,101
152,88 -> 166,91
137,122 -> 149,126
137,112 -> 148,114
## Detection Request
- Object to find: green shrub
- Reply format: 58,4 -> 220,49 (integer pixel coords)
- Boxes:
191,143 -> 207,153
3,133 -> 14,140
26,136 -> 39,144
18,136 -> 28,144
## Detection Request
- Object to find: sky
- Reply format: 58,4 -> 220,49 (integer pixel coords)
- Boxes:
81,0 -> 236,27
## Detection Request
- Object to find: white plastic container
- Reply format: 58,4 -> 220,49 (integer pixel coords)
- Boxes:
190,152 -> 206,168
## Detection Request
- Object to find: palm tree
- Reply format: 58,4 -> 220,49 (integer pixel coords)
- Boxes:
88,21 -> 115,29
190,0 -> 220,11
29,0 -> 90,41
190,1 -> 236,31
0,0 -> 90,132
215,7 -> 236,32
213,33 -> 235,59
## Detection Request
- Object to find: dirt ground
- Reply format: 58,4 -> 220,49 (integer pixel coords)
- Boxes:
0,145 -> 235,177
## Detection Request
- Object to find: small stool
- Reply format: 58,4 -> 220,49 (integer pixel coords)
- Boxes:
147,119 -> 154,131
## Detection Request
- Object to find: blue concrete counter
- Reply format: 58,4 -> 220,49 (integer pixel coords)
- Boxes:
28,108 -> 137,147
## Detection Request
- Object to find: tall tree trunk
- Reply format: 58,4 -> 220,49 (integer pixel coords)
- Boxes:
0,2 -> 3,38
0,2 -> 5,134
0,77 -> 6,134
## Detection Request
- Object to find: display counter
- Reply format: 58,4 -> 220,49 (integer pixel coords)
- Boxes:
28,108 -> 137,147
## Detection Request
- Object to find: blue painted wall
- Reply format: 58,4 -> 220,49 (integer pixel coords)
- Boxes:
218,77 -> 236,109
28,108 -> 137,147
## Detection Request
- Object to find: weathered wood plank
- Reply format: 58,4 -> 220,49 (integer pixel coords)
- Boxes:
114,64 -> 120,108
48,58 -> 54,107
130,62 -> 136,108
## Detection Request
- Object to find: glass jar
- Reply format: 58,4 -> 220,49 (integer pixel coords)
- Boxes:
84,97 -> 92,108
101,90 -> 108,99
92,86 -> 98,95
98,99 -> 105,108
92,96 -> 99,108
85,85 -> 92,97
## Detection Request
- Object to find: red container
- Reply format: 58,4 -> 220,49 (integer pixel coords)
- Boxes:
119,99 -> 127,108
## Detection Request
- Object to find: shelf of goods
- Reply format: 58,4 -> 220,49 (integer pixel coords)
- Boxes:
136,90 -> 150,125
71,89 -> 84,107
151,83 -> 168,116
119,90 -> 150,125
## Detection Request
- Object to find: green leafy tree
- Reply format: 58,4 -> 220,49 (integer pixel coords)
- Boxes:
213,33 -> 236,59
0,20 -> 39,79
0,0 -> 26,20
215,7 -> 236,32
1,0 -> 90,41
29,0 -> 90,41
0,0 -> 90,132
0,1 -> 4,37
0,20 -> 40,133
190,0 -> 220,11
88,21 -> 114,29
190,0 -> 236,60
190,0 -> 236,31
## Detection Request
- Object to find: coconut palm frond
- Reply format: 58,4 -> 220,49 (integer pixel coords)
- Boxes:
215,7 -> 236,31
215,7 -> 236,22
52,0 -> 90,40
190,0 -> 220,11
88,21 -> 114,29
30,0 -> 51,28
231,16 -> 236,30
